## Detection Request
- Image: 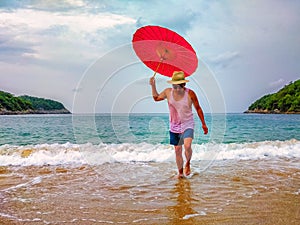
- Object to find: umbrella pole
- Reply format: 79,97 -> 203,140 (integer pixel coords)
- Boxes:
152,59 -> 163,78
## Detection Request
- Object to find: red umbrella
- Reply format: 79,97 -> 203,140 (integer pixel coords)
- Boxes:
132,25 -> 198,77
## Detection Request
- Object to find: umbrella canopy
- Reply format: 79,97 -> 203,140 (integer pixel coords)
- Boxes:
132,25 -> 198,77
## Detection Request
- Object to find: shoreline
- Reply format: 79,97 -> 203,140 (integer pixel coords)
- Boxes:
244,109 -> 300,114
0,109 -> 71,115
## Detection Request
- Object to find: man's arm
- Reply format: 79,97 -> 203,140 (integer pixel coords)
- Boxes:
189,90 -> 208,134
149,77 -> 167,101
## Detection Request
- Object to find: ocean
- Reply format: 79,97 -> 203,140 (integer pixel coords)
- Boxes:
0,113 -> 299,224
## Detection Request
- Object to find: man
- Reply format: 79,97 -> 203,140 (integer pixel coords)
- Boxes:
149,71 -> 208,178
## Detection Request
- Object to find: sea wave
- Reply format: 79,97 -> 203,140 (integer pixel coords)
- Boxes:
0,139 -> 299,166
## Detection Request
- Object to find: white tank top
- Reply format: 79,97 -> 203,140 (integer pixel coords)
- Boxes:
168,88 -> 194,133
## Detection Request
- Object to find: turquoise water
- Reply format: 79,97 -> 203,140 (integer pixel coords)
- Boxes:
0,113 -> 299,146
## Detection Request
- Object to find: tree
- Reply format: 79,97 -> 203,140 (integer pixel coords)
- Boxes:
247,79 -> 300,113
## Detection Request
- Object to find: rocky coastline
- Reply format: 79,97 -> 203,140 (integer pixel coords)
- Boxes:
244,109 -> 299,114
0,109 -> 71,115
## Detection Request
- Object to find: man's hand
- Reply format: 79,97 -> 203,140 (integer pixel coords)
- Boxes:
149,77 -> 155,86
202,124 -> 208,135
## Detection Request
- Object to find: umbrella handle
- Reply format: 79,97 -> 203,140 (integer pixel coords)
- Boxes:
152,59 -> 164,78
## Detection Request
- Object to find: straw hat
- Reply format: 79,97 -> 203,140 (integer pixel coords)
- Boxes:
167,71 -> 189,84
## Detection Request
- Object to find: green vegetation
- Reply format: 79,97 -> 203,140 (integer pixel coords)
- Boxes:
0,90 -> 70,114
0,91 -> 33,112
19,95 -> 65,111
247,79 -> 300,113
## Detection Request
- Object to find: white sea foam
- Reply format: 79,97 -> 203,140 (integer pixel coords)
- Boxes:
3,176 -> 43,192
183,211 -> 207,219
0,139 -> 299,166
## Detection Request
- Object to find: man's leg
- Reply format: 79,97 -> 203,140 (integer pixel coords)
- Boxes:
174,145 -> 184,178
184,137 -> 193,176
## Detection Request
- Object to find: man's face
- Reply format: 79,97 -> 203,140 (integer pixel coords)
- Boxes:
172,84 -> 185,93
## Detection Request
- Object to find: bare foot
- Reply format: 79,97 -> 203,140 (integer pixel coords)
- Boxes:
184,165 -> 191,176
176,174 -> 184,179
176,168 -> 184,179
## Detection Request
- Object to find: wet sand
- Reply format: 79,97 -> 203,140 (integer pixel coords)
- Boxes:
0,159 -> 299,225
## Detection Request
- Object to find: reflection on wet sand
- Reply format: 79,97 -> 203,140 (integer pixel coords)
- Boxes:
168,178 -> 198,224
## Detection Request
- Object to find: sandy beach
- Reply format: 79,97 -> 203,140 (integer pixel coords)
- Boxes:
1,158 -> 299,225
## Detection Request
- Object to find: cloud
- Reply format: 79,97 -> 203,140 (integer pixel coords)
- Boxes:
0,6 -> 136,66
133,1 -> 199,34
208,51 -> 240,69
72,87 -> 83,93
0,8 -> 135,33
269,78 -> 285,89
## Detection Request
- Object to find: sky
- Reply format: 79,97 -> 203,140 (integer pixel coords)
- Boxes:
0,0 -> 299,113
